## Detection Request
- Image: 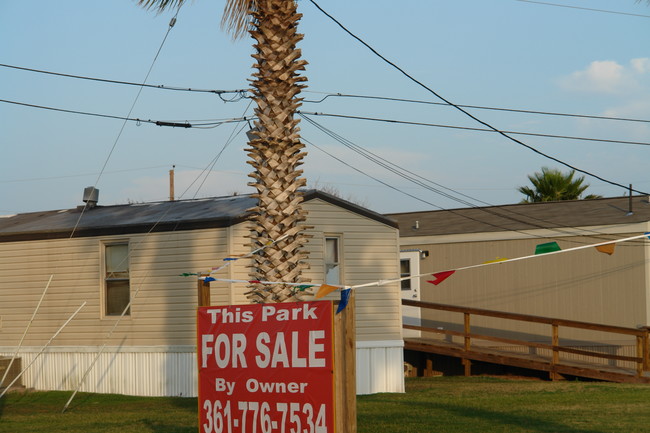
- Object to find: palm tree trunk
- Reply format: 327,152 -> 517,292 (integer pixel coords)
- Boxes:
245,0 -> 310,303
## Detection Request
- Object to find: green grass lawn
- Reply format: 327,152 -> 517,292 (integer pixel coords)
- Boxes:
2,377 -> 650,433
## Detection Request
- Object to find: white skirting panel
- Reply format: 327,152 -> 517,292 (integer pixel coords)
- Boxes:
355,340 -> 405,395
2,342 -> 405,397
0,346 -> 197,397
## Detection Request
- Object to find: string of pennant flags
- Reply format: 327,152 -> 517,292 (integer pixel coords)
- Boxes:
181,232 -> 650,314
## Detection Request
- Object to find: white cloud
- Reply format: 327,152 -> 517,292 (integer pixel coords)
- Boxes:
561,60 -> 626,94
560,58 -> 650,95
631,57 -> 650,74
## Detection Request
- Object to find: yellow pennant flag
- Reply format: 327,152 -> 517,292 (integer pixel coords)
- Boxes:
315,284 -> 339,299
595,243 -> 616,255
483,257 -> 508,264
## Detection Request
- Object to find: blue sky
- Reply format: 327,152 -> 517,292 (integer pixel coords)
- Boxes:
1,0 -> 649,215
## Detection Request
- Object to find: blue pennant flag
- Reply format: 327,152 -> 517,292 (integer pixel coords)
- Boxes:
336,288 -> 352,314
204,277 -> 216,283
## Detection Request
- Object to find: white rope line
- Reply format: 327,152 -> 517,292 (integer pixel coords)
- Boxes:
62,271 -> 152,413
205,233 -> 649,291
0,275 -> 53,389
352,232 -> 650,289
203,233 -> 290,276
0,301 -> 86,399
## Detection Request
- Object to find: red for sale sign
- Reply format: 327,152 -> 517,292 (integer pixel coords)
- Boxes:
197,301 -> 335,433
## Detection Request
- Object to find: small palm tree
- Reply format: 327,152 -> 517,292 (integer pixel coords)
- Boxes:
518,167 -> 602,203
138,0 -> 310,303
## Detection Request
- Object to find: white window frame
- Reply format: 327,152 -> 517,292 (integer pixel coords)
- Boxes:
101,241 -> 131,318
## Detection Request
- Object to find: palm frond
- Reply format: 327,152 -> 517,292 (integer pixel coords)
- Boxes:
136,0 -> 186,13
221,0 -> 257,40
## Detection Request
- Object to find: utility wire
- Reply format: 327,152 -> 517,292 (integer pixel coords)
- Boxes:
514,0 -> 650,19
0,63 -> 248,100
0,165 -> 172,184
0,98 -> 247,128
303,92 -> 650,125
298,111 -> 650,147
69,10 -> 183,239
302,135 -> 569,239
307,0 -> 649,196
7,95 -> 648,147
191,99 -> 253,198
301,114 -> 636,244
9,55 -> 646,125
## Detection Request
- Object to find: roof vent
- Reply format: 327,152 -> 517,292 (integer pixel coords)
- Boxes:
83,186 -> 99,208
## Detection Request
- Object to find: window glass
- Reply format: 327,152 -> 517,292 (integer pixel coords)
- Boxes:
106,280 -> 130,316
105,243 -> 130,316
325,237 -> 340,285
400,259 -> 411,290
106,244 -> 129,278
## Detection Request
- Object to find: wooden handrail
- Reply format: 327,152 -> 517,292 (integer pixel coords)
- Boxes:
402,299 -> 650,376
402,299 -> 647,336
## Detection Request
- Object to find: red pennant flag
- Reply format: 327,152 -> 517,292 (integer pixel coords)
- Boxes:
427,270 -> 456,286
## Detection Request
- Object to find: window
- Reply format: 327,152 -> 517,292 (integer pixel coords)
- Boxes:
400,258 -> 411,290
324,236 -> 341,285
104,243 -> 130,316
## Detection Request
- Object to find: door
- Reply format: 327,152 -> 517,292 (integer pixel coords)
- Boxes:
400,250 -> 421,338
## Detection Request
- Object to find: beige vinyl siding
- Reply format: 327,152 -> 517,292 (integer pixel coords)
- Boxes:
0,228 -> 230,348
401,232 -> 648,344
0,198 -> 402,349
301,199 -> 402,342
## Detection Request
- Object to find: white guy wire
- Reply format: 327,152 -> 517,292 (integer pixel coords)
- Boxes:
0,275 -> 54,388
0,301 -> 86,399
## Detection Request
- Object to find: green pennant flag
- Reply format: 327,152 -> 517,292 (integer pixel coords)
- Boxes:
535,241 -> 561,255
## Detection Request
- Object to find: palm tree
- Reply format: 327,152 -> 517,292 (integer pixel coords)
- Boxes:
138,0 -> 310,303
518,167 -> 602,203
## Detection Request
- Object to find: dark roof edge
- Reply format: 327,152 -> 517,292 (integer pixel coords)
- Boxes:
385,195 -> 650,218
302,189 -> 399,229
0,216 -> 251,243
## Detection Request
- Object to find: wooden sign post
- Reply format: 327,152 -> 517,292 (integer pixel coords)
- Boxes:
334,292 -> 356,433
198,277 -> 211,308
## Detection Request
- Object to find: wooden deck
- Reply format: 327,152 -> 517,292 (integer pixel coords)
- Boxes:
402,299 -> 650,384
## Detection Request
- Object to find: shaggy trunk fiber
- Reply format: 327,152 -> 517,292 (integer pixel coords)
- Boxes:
245,0 -> 309,303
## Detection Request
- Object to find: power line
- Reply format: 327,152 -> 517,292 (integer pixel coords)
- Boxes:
514,0 -> 650,19
69,10 -> 183,240
302,134 -> 583,240
10,94 -> 647,146
0,165 -> 172,184
298,111 -> 650,147
0,63 -> 248,101
303,92 -> 650,125
9,56 -> 647,126
301,114 -> 643,245
307,0 -> 649,196
0,98 -> 248,128
191,99 -> 254,198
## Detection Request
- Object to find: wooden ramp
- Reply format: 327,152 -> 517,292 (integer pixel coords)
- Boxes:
402,299 -> 650,384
